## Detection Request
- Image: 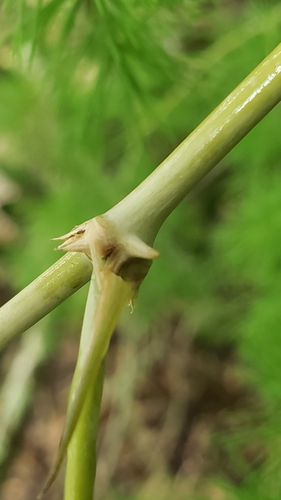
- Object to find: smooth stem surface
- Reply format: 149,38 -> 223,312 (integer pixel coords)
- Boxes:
40,271 -> 130,496
0,253 -> 92,350
0,44 -> 280,349
106,43 -> 281,244
64,364 -> 104,500
64,276 -> 104,500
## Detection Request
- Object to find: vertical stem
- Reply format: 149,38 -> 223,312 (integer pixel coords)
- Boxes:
60,267 -> 130,500
64,364 -> 104,500
64,275 -> 102,500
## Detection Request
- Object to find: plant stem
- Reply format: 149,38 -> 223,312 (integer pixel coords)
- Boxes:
0,43 -> 280,349
64,278 -> 104,500
40,267 -> 131,497
106,43 -> 281,244
64,364 -> 104,500
0,323 -> 47,463
0,252 -> 92,350
63,274 -> 104,500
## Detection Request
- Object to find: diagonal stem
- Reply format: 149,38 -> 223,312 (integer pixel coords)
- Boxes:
0,253 -> 92,350
106,43 -> 281,244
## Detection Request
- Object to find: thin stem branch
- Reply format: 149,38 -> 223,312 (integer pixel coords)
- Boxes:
0,252 -> 92,350
0,323 -> 47,462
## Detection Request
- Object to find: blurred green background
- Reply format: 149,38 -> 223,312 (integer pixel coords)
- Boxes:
0,1 -> 281,499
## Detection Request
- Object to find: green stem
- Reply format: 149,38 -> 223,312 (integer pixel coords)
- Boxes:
0,44 -> 280,349
64,364 -> 104,500
39,269 -> 130,497
106,43 -> 281,244
0,252 -> 92,350
63,275 -> 104,500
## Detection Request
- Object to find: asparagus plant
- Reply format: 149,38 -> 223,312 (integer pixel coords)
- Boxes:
0,43 -> 280,499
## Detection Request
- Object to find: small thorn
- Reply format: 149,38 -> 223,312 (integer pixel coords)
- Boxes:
52,223 -> 91,253
123,234 -> 159,260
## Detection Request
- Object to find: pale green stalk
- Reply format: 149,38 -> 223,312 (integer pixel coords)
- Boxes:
106,43 -> 281,244
0,323 -> 47,463
64,364 -> 104,500
64,278 -> 103,500
39,268 -> 131,498
64,275 -> 105,500
0,43 -> 280,349
0,252 -> 92,350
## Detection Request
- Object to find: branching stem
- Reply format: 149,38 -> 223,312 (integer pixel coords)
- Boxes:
0,43 -> 280,349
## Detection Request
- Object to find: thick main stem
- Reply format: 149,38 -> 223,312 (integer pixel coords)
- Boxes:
106,43 -> 281,244
0,44 -> 280,348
